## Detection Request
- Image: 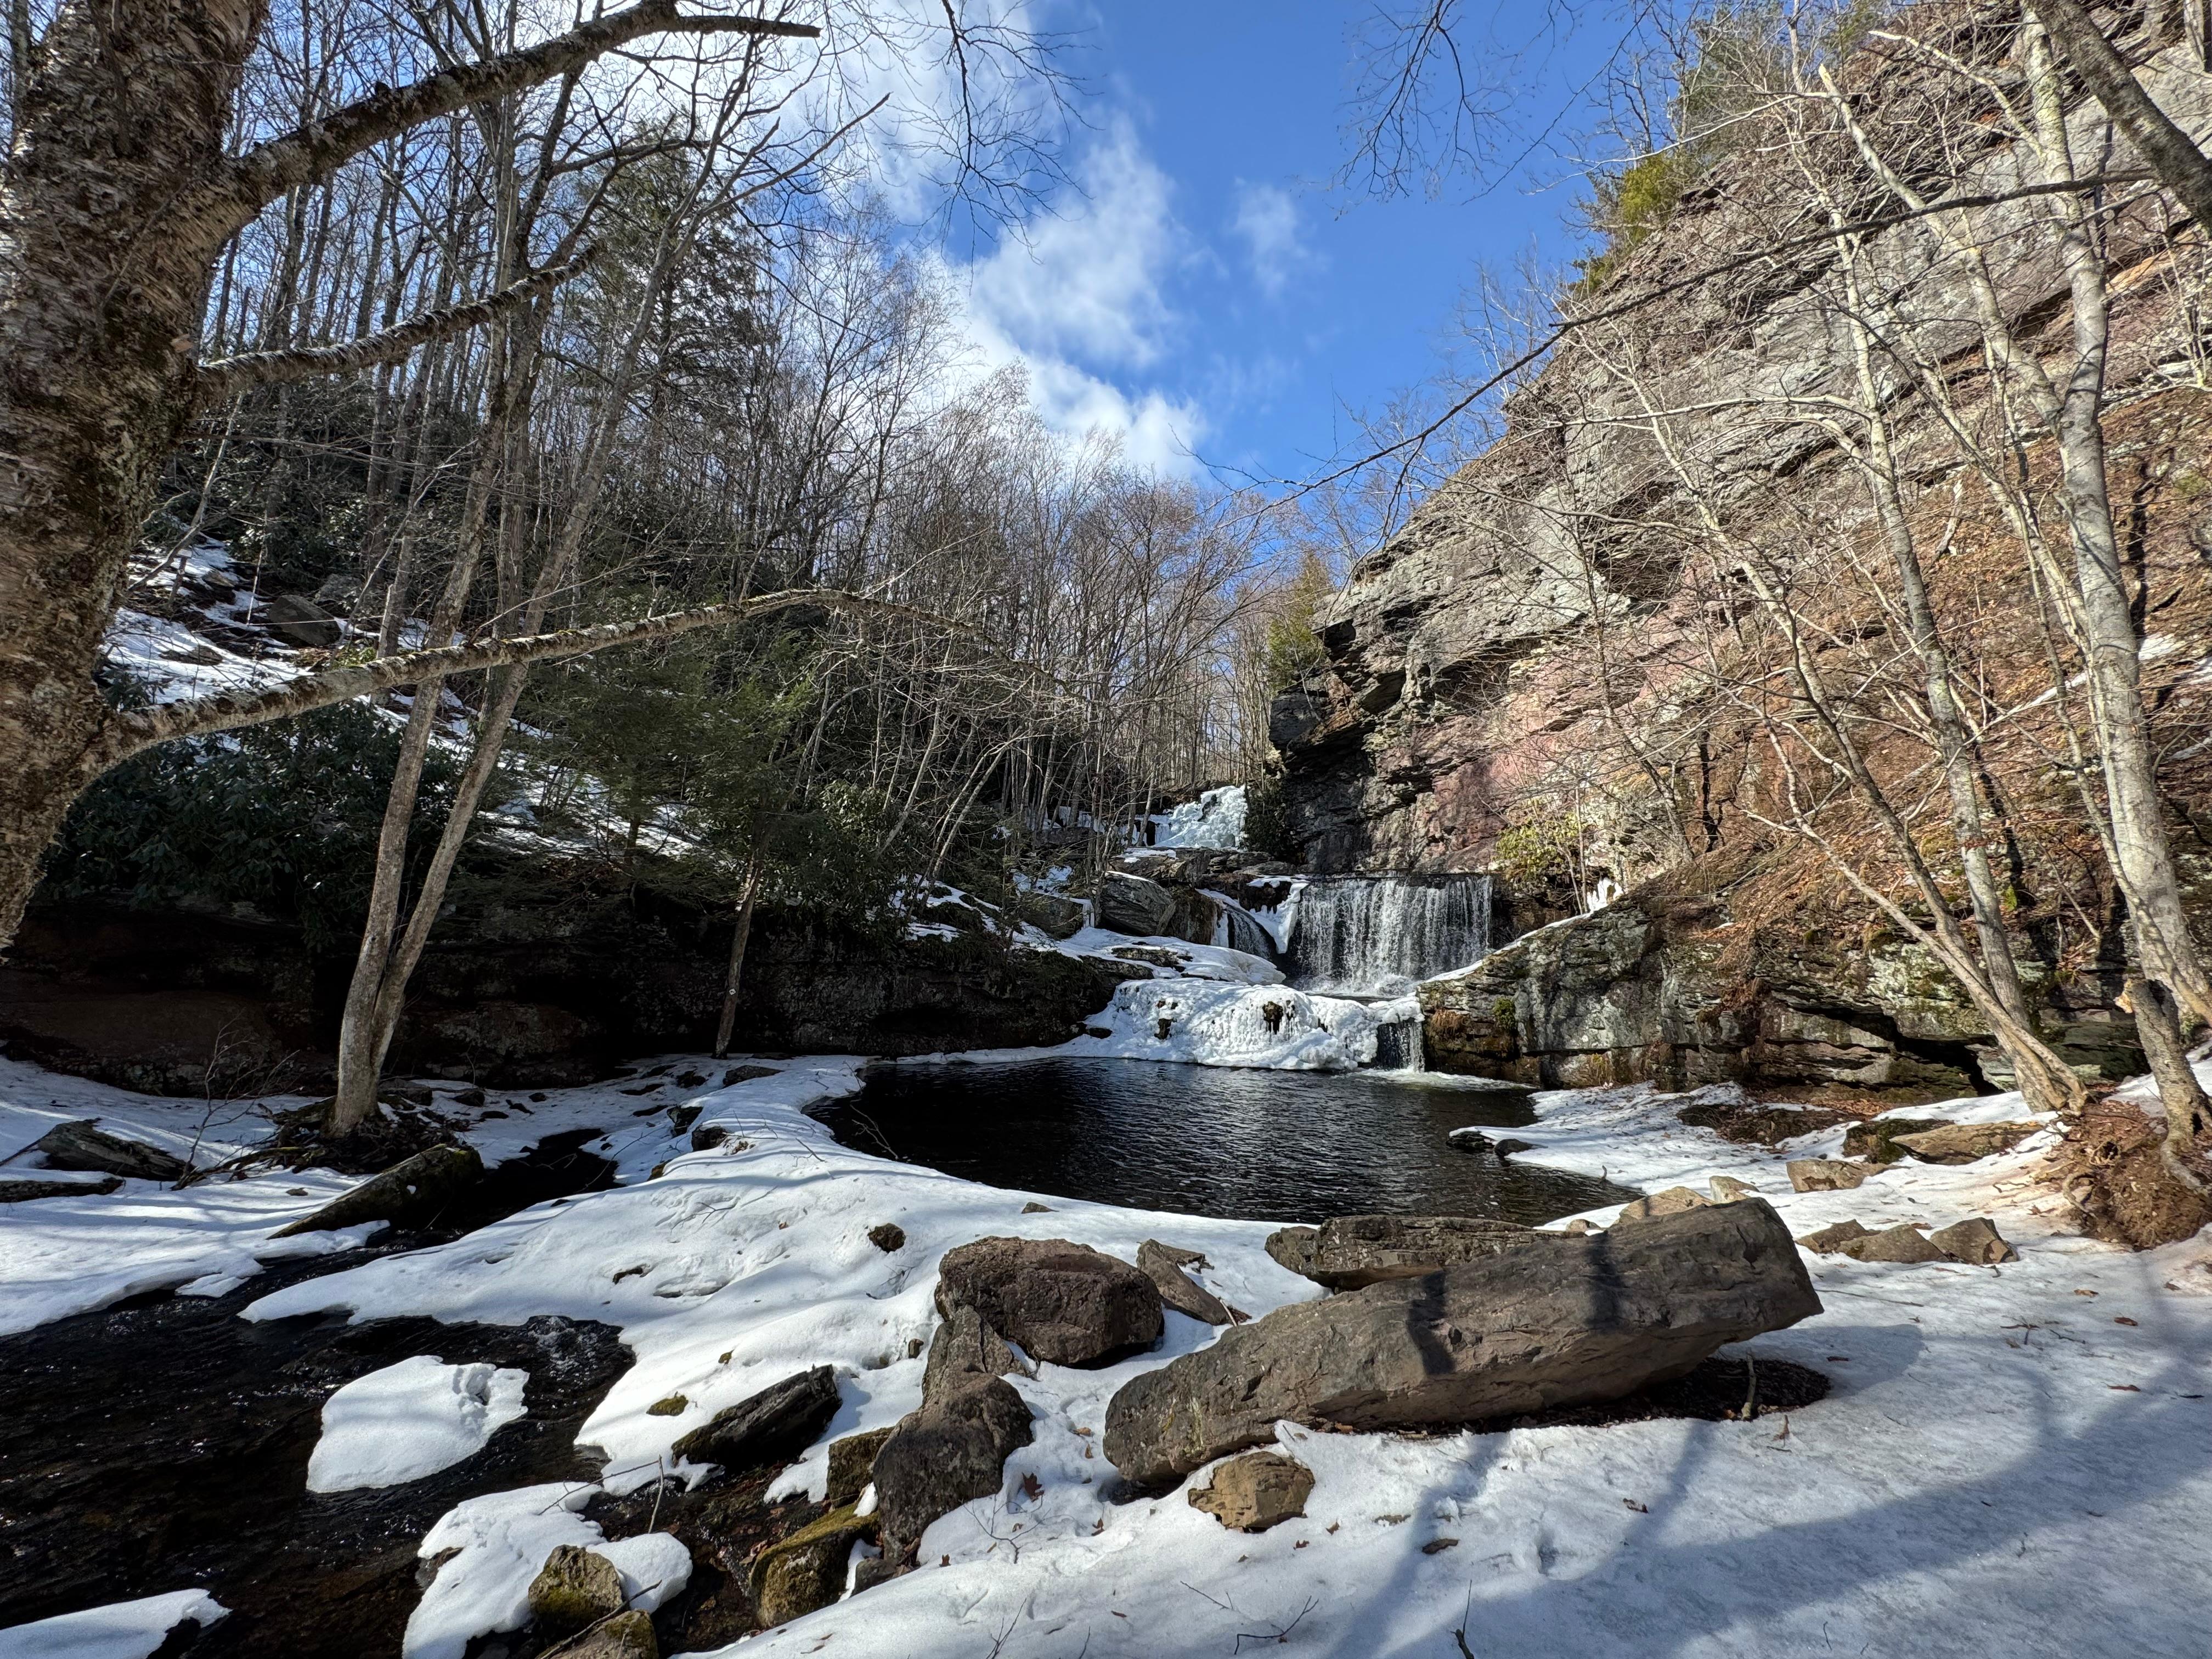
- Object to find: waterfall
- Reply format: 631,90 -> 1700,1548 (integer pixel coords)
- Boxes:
1282,873 -> 1493,995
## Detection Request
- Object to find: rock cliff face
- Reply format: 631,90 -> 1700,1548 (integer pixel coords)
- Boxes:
1275,8 -> 2212,1095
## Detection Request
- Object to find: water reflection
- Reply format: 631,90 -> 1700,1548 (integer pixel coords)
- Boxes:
816,1058 -> 1638,1226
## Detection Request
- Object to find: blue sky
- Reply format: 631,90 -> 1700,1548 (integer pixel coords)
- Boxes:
932,1 -> 1618,486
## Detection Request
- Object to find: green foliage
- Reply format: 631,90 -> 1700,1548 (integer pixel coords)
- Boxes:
1494,812 -> 1589,892
1262,553 -> 1338,694
42,703 -> 462,950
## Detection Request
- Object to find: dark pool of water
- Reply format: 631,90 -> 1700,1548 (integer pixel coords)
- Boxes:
816,1058 -> 1639,1225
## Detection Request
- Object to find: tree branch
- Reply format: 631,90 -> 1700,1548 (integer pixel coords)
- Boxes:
92,590 -> 962,773
2027,0 -> 2212,238
194,252 -> 597,403
217,4 -> 818,229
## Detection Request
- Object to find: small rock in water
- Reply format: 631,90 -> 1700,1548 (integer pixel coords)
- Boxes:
868,1222 -> 907,1252
1787,1159 -> 1872,1193
670,1366 -> 839,1472
1928,1217 -> 2019,1263
935,1237 -> 1161,1367
528,1544 -> 624,1636
1615,1187 -> 1712,1224
1188,1451 -> 1313,1532
1891,1121 -> 2041,1165
1837,1224 -> 1949,1263
33,1120 -> 189,1183
1138,1239 -> 1233,1325
1796,1219 -> 1873,1254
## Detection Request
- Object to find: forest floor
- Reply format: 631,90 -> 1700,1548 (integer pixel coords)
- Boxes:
2,1051 -> 2209,1658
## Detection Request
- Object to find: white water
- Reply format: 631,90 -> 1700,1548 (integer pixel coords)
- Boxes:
1282,873 -> 1493,996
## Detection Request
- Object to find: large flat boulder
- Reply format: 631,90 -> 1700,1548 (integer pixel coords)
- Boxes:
872,1377 -> 1034,1562
1103,1200 -> 1820,1486
1263,1214 -> 1536,1291
1097,872 -> 1177,936
670,1366 -> 839,1472
935,1237 -> 1162,1367
35,1119 -> 189,1183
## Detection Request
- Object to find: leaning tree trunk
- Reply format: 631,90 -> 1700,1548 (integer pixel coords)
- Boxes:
0,0 -> 262,951
712,863 -> 764,1060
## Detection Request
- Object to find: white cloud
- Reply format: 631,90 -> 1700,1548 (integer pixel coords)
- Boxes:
1230,182 -> 1310,300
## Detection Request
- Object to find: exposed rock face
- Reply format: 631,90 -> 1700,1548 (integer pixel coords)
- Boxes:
269,1143 -> 482,1237
872,1378 -> 1034,1560
32,1119 -> 189,1182
935,1238 -> 1163,1367
1097,871 -> 1177,937
1104,1200 -> 1819,1486
669,1367 -> 840,1472
1187,1451 -> 1313,1532
1415,889 -> 2141,1097
1267,1214 -> 1533,1291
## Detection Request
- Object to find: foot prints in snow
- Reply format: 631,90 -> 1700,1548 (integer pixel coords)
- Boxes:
306,1355 -> 531,1492
214,1053 -> 2212,1658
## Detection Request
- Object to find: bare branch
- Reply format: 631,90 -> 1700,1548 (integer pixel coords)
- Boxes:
2027,0 -> 2212,238
195,251 -> 597,402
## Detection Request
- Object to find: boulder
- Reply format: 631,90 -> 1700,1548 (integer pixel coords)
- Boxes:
563,1610 -> 657,1658
1103,1200 -> 1820,1486
528,1544 -> 624,1636
34,1119 -> 189,1182
747,1504 -> 875,1628
921,1304 -> 1032,1403
1928,1217 -> 2019,1264
1614,1186 -> 1711,1224
1019,893 -> 1088,940
1786,1159 -> 1872,1193
1138,1239 -> 1232,1325
1263,1226 -> 1320,1278
1187,1451 -> 1313,1532
670,1366 -> 840,1471
827,1427 -> 896,1508
1097,871 -> 1176,936
872,1378 -> 1034,1560
867,1222 -> 907,1253
1842,1117 -> 1948,1165
1708,1176 -> 1758,1203
1890,1121 -> 2041,1165
269,1143 -> 483,1237
258,592 -> 343,647
1837,1224 -> 1948,1263
1271,1214 -> 1532,1291
1795,1219 -> 1872,1254
935,1237 -> 1163,1367
0,1175 -> 122,1203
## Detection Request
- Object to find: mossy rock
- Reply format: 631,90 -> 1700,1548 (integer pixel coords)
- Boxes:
826,1427 -> 896,1508
747,1503 -> 877,1628
527,1543 -> 624,1636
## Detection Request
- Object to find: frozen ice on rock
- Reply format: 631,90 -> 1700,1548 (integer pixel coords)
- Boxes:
1049,977 -> 1412,1071
306,1355 -> 531,1492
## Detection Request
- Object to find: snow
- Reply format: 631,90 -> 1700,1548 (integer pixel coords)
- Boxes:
1051,926 -> 1283,985
402,1483 -> 690,1659
0,1590 -> 228,1659
1046,977 -> 1415,1071
1148,785 -> 1249,849
307,1355 -> 531,1492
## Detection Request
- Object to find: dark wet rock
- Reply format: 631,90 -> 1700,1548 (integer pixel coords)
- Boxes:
1492,1137 -> 1536,1156
1614,1187 -> 1711,1224
269,1143 -> 483,1237
668,1105 -> 701,1135
1841,1118 -> 1948,1164
1786,1159 -> 1871,1193
867,1223 -> 906,1253
1271,1214 -> 1531,1291
1928,1217 -> 2019,1263
747,1503 -> 874,1628
528,1543 -> 625,1635
1097,871 -> 1177,936
721,1065 -> 778,1087
826,1429 -> 896,1508
1837,1224 -> 1948,1263
1891,1121 -> 2041,1165
34,1119 -> 189,1182
259,593 -> 343,647
1019,893 -> 1088,939
1138,1240 -> 1232,1325
565,1608 -> 659,1657
921,1304 -> 1031,1404
0,1174 -> 121,1203
1795,1220 -> 1873,1254
935,1237 -> 1162,1367
1188,1450 -> 1313,1532
1103,1200 -> 1820,1486
872,1379 -> 1034,1560
671,1367 -> 839,1473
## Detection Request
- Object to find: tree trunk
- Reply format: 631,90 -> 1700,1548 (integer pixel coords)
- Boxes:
713,864 -> 764,1060
2124,975 -> 2209,1172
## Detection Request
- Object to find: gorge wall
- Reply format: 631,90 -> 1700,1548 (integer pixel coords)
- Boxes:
1274,3 -> 2212,1097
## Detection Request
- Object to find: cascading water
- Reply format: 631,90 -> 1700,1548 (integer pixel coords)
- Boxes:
1281,873 -> 1493,996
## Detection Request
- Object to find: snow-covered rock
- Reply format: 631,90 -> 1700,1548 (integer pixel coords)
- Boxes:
306,1355 -> 531,1492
